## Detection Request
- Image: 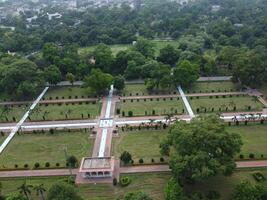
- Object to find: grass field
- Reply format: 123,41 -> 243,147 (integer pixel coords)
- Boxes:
0,131 -> 94,169
228,125 -> 267,159
189,95 -> 264,113
117,98 -> 185,116
122,84 -> 149,96
0,173 -> 171,200
44,86 -> 92,100
78,40 -> 179,57
185,81 -> 240,93
112,130 -> 168,163
1,169 -> 267,200
28,102 -> 101,121
0,134 -> 7,145
0,105 -> 28,123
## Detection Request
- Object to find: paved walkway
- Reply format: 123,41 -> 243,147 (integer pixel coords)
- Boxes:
2,160 -> 267,178
197,76 -> 232,82
178,86 -> 195,118
0,87 -> 49,154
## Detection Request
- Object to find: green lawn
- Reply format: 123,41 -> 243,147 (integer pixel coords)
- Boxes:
0,134 -> 7,145
0,173 -> 170,200
117,98 -> 185,116
112,130 -> 168,163
44,86 -> 92,100
79,44 -> 131,56
0,131 -> 94,169
122,84 -> 149,96
227,125 -> 267,159
189,95 -> 264,113
78,40 -> 179,57
2,170 -> 267,200
152,40 -> 180,56
0,105 -> 28,123
28,102 -> 101,121
185,81 -> 240,94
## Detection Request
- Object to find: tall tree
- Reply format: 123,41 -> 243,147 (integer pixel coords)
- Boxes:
84,69 -> 113,95
47,183 -> 83,200
173,60 -> 199,87
33,184 -> 46,200
17,182 -> 33,200
158,45 -> 180,66
133,37 -> 155,58
44,65 -> 61,85
163,115 -> 242,184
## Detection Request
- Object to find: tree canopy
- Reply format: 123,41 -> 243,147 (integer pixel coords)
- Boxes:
162,115 -> 242,184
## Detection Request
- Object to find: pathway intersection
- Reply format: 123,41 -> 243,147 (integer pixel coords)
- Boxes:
0,83 -> 267,182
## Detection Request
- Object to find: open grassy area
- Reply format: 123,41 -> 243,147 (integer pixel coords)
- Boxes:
0,131 -> 94,169
44,86 -> 92,100
117,98 -> 185,116
227,125 -> 267,159
112,130 -> 168,163
0,173 -> 171,200
185,81 -> 240,94
189,95 -> 264,113
0,134 -> 7,145
2,169 -> 267,200
122,84 -> 149,96
78,40 -> 179,57
28,102 -> 101,121
0,105 -> 28,123
79,44 -> 131,56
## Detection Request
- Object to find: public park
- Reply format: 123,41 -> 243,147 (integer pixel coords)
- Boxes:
0,0 -> 267,199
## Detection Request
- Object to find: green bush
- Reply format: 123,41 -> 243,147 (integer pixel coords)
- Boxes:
34,162 -> 40,169
120,176 -> 131,187
252,172 -> 265,182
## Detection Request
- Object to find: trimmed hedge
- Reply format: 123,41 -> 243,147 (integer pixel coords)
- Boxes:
120,176 -> 131,187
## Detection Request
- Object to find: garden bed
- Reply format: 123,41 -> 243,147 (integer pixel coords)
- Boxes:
185,81 -> 240,94
112,130 -> 168,163
189,95 -> 264,113
116,98 -> 185,116
28,102 -> 101,121
0,130 -> 94,169
0,105 -> 29,123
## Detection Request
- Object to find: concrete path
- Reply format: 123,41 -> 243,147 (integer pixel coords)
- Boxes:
197,76 -> 232,82
0,169 -> 78,178
92,85 -> 116,158
0,87 -> 49,154
177,86 -> 195,118
2,160 -> 267,178
0,120 -> 97,132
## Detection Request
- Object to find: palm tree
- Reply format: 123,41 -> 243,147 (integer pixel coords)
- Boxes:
164,113 -> 173,125
148,119 -> 155,126
18,181 -> 33,199
34,184 -> 46,200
